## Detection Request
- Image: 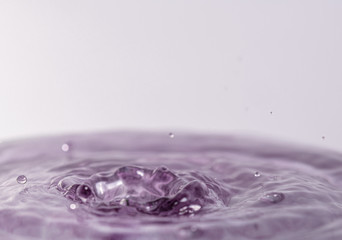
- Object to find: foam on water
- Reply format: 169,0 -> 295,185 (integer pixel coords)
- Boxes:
1,132 -> 342,240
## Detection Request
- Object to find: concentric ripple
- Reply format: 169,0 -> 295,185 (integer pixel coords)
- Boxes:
1,132 -> 342,240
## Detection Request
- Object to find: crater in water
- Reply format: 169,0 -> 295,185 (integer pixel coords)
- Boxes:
1,132 -> 342,240
55,165 -> 228,217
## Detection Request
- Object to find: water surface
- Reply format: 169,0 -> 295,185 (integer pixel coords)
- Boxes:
1,132 -> 342,240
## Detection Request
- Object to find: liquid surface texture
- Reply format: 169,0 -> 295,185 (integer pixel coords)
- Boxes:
1,132 -> 342,240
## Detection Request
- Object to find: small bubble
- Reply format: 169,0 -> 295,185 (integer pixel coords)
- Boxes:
261,192 -> 285,204
322,136 -> 325,140
69,203 -> 77,210
169,133 -> 175,138
254,171 -> 261,177
61,143 -> 70,152
270,111 -> 273,115
180,197 -> 188,202
16,175 -> 27,184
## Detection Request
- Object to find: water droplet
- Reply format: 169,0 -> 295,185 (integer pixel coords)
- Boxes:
322,136 -> 326,140
169,133 -> 175,138
254,171 -> 261,177
270,111 -> 273,115
261,192 -> 285,204
16,175 -> 27,184
69,203 -> 77,210
61,143 -> 70,152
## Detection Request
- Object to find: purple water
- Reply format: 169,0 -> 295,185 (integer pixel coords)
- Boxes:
1,132 -> 342,240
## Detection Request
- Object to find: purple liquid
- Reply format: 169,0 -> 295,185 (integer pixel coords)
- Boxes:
1,132 -> 342,239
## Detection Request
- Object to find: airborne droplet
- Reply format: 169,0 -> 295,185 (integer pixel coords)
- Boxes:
254,171 -> 261,177
16,175 -> 27,184
69,203 -> 77,210
61,143 -> 70,152
169,133 -> 175,138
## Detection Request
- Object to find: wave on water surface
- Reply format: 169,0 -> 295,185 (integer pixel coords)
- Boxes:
1,132 -> 342,240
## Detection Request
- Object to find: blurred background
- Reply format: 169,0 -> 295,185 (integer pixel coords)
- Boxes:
0,1 -> 341,150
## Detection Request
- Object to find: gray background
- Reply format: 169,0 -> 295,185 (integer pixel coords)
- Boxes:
1,1 -> 341,150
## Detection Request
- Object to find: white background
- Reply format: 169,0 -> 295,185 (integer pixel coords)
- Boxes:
0,1 -> 342,150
